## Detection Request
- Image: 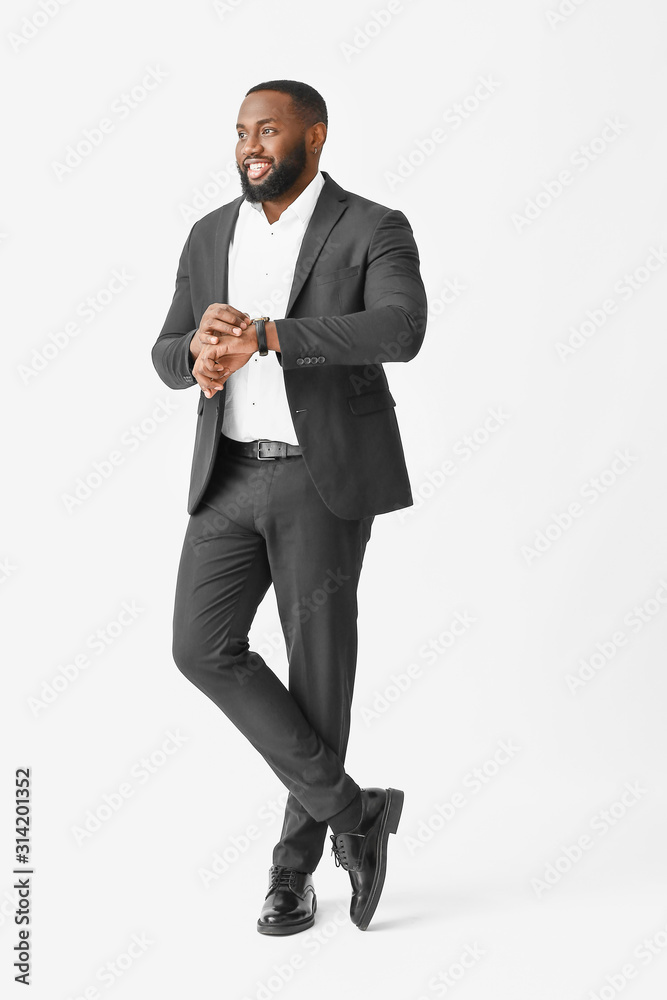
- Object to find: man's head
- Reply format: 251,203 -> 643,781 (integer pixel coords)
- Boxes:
235,80 -> 328,203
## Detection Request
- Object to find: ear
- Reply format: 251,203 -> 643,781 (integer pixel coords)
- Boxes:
308,122 -> 327,152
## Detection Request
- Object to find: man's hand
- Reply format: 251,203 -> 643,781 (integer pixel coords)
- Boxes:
193,325 -> 260,397
190,303 -> 251,359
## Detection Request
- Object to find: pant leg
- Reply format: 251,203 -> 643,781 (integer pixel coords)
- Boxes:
256,455 -> 374,873
171,452 -> 360,823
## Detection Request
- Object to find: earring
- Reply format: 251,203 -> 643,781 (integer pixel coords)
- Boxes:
313,148 -> 318,153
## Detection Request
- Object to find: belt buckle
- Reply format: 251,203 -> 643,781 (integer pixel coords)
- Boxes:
256,439 -> 275,460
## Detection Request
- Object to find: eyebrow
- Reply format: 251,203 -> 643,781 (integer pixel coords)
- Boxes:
236,118 -> 279,129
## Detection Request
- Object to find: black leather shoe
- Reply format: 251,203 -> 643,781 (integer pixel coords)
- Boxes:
330,787 -> 404,931
256,866 -> 316,936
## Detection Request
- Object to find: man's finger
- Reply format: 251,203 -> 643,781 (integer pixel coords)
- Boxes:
207,371 -> 230,394
210,305 -> 249,327
199,371 -> 229,397
199,355 -> 220,373
202,319 -> 245,339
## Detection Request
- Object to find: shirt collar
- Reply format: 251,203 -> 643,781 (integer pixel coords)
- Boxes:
243,170 -> 325,226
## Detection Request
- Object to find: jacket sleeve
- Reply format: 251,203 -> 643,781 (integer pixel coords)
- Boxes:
151,227 -> 198,389
274,209 -> 427,369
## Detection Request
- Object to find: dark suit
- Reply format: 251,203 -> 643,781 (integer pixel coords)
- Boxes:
152,171 -> 427,519
152,172 -> 426,872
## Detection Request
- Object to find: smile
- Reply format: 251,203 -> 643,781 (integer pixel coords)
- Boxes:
245,160 -> 272,180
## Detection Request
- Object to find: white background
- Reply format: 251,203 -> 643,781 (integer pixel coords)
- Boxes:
2,1 -> 667,998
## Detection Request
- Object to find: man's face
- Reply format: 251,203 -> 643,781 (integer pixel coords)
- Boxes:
235,90 -> 308,202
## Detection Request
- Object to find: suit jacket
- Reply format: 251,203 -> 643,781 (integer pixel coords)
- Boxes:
151,171 -> 427,519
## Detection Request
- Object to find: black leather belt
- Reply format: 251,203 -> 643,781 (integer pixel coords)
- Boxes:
222,436 -> 303,460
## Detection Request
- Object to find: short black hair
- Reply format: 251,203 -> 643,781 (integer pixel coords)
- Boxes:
245,79 -> 328,128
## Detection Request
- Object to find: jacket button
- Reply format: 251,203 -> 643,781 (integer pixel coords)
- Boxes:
304,357 -> 312,365
296,358 -> 304,366
317,357 -> 325,363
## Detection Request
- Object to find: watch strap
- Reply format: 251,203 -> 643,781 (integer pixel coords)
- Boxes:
252,316 -> 270,356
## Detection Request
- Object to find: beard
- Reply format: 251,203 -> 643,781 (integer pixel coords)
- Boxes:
237,138 -> 308,202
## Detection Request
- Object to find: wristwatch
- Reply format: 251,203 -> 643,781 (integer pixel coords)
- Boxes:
251,316 -> 270,357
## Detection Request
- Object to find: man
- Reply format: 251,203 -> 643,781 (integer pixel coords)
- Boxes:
152,80 -> 427,935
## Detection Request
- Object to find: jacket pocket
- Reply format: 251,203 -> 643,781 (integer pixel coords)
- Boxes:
315,265 -> 360,285
348,388 -> 396,415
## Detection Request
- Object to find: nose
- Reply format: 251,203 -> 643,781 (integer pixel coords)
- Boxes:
242,133 -> 264,159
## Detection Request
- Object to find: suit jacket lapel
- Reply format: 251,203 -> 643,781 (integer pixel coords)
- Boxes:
211,195 -> 242,416
210,174 -> 347,401
214,175 -> 347,313
214,194 -> 244,303
285,172 -> 348,316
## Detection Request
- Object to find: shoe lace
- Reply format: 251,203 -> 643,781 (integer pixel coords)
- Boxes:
330,833 -> 349,870
268,866 -> 295,891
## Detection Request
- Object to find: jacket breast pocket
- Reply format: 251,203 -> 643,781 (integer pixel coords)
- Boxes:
315,265 -> 360,285
348,388 -> 396,415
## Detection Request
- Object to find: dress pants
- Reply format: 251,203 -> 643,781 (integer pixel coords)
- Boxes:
172,436 -> 374,873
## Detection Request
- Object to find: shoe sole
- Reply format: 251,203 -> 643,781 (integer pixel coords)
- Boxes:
257,896 -> 317,936
356,787 -> 404,931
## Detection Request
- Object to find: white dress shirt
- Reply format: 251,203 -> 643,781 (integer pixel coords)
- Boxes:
222,170 -> 326,444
